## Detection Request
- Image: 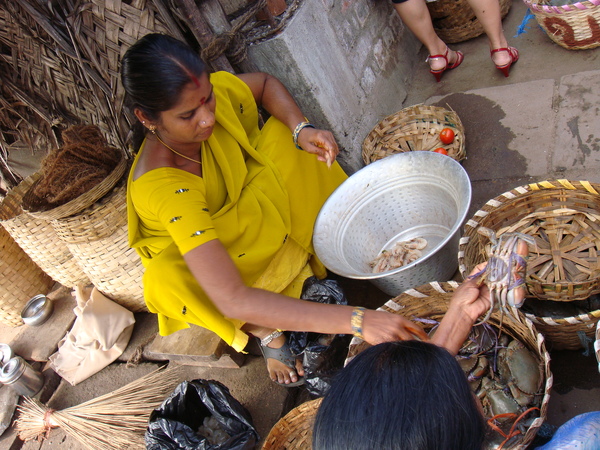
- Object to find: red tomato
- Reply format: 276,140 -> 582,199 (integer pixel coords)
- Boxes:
439,128 -> 455,145
433,148 -> 448,155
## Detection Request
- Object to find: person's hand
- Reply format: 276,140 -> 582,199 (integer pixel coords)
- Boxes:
448,262 -> 491,322
297,127 -> 339,167
361,310 -> 428,345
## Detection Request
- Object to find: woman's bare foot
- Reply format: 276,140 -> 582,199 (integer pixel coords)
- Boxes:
245,324 -> 305,386
264,333 -> 304,385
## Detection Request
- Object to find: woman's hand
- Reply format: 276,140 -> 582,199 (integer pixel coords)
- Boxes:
361,310 -> 428,345
297,127 -> 339,167
448,262 -> 491,322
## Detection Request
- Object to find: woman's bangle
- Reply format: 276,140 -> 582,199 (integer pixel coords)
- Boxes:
292,121 -> 315,150
350,307 -> 366,340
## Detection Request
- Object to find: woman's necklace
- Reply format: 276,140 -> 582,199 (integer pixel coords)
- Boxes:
155,133 -> 202,165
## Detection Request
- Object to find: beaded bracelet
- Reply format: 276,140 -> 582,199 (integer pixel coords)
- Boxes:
292,121 -> 315,150
350,307 -> 366,340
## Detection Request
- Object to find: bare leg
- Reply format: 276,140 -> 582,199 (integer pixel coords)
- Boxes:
393,0 -> 461,72
464,0 -> 512,66
242,323 -> 304,385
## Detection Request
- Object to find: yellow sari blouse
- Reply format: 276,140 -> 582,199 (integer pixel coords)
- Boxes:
127,71 -> 347,351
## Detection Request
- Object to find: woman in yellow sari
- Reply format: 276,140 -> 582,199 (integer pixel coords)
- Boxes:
121,33 -> 427,386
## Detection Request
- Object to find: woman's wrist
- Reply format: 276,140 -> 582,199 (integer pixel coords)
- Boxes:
292,120 -> 315,150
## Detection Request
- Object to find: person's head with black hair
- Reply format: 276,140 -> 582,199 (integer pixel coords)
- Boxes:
313,340 -> 486,450
120,33 -> 208,149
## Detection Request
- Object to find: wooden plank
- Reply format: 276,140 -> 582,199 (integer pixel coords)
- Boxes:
145,325 -> 245,368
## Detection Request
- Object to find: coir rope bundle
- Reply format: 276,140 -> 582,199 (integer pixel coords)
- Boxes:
523,0 -> 600,50
15,365 -> 181,450
345,281 -> 552,450
22,124 -> 127,220
362,104 -> 466,165
262,398 -> 323,450
0,173 -> 89,288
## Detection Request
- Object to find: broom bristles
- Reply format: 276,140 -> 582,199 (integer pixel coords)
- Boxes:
15,365 -> 182,450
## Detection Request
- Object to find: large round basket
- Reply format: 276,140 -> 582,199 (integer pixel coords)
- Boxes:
0,226 -> 55,327
262,398 -> 322,449
0,174 -> 90,288
523,308 -> 600,351
346,281 -> 552,450
23,155 -> 128,220
523,0 -> 600,50
427,0 -> 512,43
362,104 -> 465,165
50,179 -> 147,313
458,180 -> 600,302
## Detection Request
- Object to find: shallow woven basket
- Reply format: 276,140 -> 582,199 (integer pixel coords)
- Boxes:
459,180 -> 600,302
0,226 -> 55,327
23,155 -> 128,220
523,308 -> 600,351
51,179 -> 147,313
0,174 -> 89,288
345,281 -> 552,450
262,398 -> 322,449
523,0 -> 600,50
427,0 -> 512,43
362,104 -> 465,165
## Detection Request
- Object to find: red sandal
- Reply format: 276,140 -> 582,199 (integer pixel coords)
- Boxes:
427,47 -> 464,83
491,47 -> 519,78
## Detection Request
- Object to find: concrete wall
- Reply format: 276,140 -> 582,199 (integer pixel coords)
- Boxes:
247,0 -> 421,174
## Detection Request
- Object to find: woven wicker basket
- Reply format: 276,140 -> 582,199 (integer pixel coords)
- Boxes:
262,398 -> 322,449
458,180 -> 600,302
51,180 -> 147,313
362,104 -> 466,165
0,174 -> 89,289
346,281 -> 552,450
427,0 -> 513,43
523,0 -> 600,50
0,226 -> 55,327
523,308 -> 600,351
23,155 -> 128,221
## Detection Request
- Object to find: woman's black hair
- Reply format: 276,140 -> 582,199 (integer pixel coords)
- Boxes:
312,340 -> 486,450
120,33 -> 207,149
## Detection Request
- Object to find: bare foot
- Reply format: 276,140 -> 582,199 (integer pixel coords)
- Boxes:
263,333 -> 304,385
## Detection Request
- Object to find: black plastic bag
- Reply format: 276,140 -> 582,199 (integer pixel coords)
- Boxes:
145,379 -> 259,450
287,276 -> 349,397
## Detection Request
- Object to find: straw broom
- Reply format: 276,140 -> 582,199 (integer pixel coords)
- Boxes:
15,365 -> 182,450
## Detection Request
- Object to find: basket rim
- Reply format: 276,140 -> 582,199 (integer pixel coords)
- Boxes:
523,0 -> 600,14
362,103 -> 466,164
262,398 -> 322,450
23,154 -> 127,220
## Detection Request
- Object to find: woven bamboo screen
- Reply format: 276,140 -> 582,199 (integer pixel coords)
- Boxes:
0,0 -> 182,155
0,0 -> 289,193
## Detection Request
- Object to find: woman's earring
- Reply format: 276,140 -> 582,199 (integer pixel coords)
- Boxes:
149,125 -> 156,134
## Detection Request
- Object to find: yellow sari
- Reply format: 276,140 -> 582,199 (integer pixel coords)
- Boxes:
127,71 -> 347,351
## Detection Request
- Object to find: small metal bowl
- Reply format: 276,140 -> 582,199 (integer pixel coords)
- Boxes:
21,295 -> 54,326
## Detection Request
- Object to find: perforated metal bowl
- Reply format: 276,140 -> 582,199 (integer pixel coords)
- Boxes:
313,151 -> 471,296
